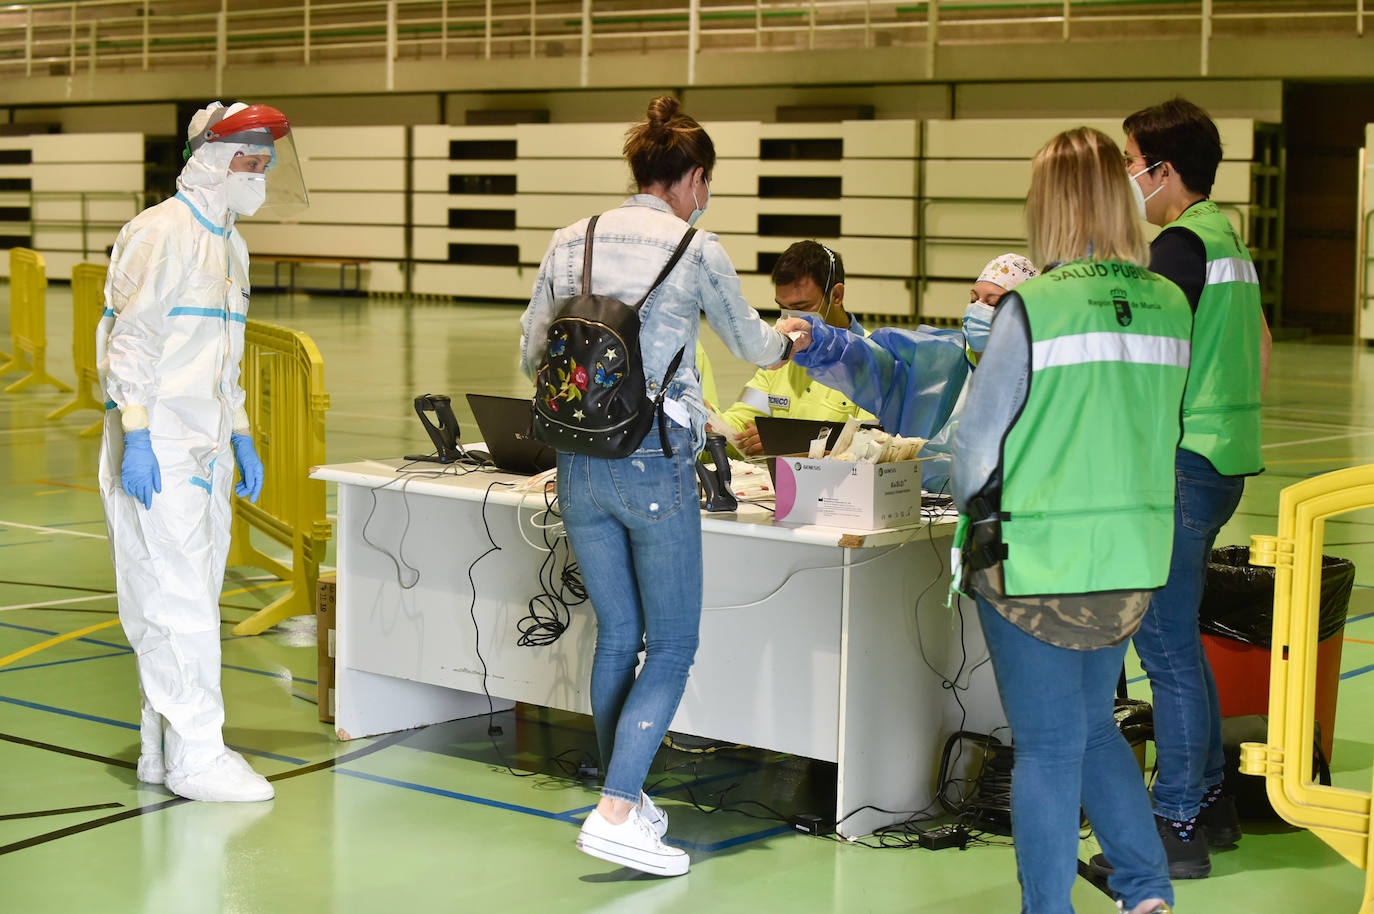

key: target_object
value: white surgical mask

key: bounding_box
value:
[224,171,267,216]
[962,301,996,353]
[779,293,833,326]
[688,181,710,227]
[1129,161,1163,220]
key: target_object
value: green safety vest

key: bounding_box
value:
[995,263,1193,596]
[1165,201,1265,475]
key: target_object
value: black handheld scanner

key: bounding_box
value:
[695,433,738,513]
[409,394,464,464]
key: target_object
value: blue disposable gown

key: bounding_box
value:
[791,314,969,493]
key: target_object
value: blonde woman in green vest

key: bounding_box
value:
[1089,98,1271,884]
[951,127,1189,914]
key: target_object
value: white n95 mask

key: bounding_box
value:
[962,301,995,353]
[1129,161,1163,220]
[224,172,267,216]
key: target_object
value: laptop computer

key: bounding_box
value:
[753,416,847,457]
[465,393,557,475]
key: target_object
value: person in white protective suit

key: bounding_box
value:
[97,101,308,803]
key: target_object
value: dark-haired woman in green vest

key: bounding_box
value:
[952,127,1188,914]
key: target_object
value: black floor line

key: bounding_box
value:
[0,729,412,856]
[0,796,189,856]
[0,803,124,822]
[0,580,115,595]
[0,731,136,769]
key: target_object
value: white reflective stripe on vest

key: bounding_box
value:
[1205,257,1259,286]
[1032,332,1191,371]
[739,386,772,414]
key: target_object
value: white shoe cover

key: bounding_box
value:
[137,753,167,785]
[166,751,274,803]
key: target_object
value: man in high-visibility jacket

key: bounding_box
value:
[1092,97,1272,882]
[713,241,872,455]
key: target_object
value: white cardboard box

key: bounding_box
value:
[772,457,923,529]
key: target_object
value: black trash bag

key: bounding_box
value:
[1199,545,1355,648]
[1220,714,1331,822]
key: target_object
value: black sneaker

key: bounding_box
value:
[1198,793,1242,847]
[1088,814,1211,880]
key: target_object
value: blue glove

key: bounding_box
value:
[230,433,264,503]
[121,430,161,510]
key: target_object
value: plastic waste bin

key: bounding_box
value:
[1199,545,1355,761]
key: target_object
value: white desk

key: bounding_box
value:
[312,459,1005,836]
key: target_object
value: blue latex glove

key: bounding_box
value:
[230,433,264,502]
[121,430,161,510]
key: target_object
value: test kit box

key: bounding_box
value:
[772,457,924,529]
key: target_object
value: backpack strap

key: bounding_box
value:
[581,213,600,295]
[654,345,687,457]
[633,227,697,310]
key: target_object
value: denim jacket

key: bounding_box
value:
[520,194,787,453]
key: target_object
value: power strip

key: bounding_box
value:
[918,824,971,850]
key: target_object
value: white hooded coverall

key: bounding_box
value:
[97,104,256,781]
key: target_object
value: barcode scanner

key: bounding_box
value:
[407,394,465,464]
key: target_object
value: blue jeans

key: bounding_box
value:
[1134,447,1246,821]
[976,598,1173,914]
[556,421,703,803]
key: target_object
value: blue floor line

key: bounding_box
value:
[555,764,764,818]
[1340,663,1374,681]
[0,693,139,731]
[333,768,582,822]
[681,824,794,854]
[0,620,60,637]
[0,646,315,687]
[226,744,309,765]
[0,540,48,549]
[0,651,130,674]
[220,663,317,685]
[0,693,309,764]
[333,767,795,854]
[0,619,132,654]
[1127,675,1148,685]
[1347,611,1374,625]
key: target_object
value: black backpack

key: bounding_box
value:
[532,214,697,459]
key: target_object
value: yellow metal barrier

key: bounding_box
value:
[46,262,107,437]
[2,248,73,394]
[1241,463,1374,913]
[226,319,332,636]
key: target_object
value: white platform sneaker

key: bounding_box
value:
[165,750,274,803]
[577,807,689,877]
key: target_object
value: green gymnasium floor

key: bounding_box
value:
[1,286,1371,913]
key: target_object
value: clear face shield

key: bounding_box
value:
[189,104,309,220]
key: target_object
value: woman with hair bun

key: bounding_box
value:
[520,96,789,877]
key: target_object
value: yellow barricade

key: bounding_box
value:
[46,262,108,437]
[2,248,73,394]
[226,319,332,636]
[1241,463,1374,913]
